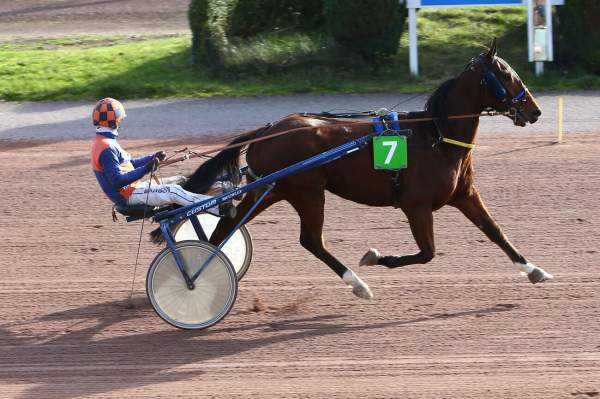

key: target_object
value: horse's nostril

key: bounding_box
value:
[533,109,542,118]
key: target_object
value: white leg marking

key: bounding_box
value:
[359,248,381,266]
[516,261,535,275]
[515,261,554,283]
[342,269,373,300]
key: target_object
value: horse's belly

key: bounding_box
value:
[326,184,394,207]
[324,150,459,209]
[323,157,395,206]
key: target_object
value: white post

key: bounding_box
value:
[409,7,418,76]
[545,0,554,61]
[535,61,544,76]
[527,0,534,62]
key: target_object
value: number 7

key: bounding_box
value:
[382,141,397,164]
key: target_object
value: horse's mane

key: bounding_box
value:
[424,77,457,119]
[424,77,458,135]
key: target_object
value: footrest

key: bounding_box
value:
[115,205,157,218]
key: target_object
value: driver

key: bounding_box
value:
[90,97,234,217]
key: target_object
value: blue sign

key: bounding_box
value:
[421,0,521,5]
[408,0,563,8]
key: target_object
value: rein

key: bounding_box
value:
[159,110,506,168]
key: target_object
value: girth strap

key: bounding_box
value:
[391,169,402,209]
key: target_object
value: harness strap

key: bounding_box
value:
[391,170,402,209]
[159,112,506,169]
[441,137,475,149]
[432,119,475,150]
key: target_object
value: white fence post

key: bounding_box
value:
[409,7,419,76]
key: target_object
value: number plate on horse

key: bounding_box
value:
[373,136,407,170]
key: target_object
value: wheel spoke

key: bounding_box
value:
[172,216,253,280]
[147,241,237,329]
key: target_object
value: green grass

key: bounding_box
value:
[0,7,598,101]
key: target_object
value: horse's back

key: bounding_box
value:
[248,124,358,173]
[247,123,397,205]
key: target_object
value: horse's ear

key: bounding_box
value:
[486,38,497,60]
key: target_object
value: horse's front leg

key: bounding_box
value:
[360,206,436,268]
[450,189,553,283]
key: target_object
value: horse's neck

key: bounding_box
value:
[443,76,484,147]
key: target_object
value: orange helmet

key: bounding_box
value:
[92,98,126,129]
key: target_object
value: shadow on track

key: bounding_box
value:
[0,299,519,399]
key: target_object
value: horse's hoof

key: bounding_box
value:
[352,284,374,300]
[527,267,554,284]
[342,270,374,300]
[516,262,553,284]
[359,248,381,266]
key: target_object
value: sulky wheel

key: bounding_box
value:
[173,214,253,280]
[146,240,237,330]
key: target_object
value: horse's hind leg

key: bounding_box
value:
[360,206,436,268]
[286,189,373,300]
[209,191,281,246]
[451,189,553,283]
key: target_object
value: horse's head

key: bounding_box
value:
[468,39,541,127]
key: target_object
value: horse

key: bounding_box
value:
[156,39,553,299]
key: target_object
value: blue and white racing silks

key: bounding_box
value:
[91,129,154,206]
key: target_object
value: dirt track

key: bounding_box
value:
[0,0,189,41]
[1,131,599,398]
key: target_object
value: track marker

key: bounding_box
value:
[557,96,564,144]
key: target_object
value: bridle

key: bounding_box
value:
[426,55,531,150]
[471,55,528,124]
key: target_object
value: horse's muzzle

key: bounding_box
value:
[511,108,541,126]
[528,109,541,124]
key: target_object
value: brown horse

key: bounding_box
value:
[168,40,553,299]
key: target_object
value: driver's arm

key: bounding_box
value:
[100,148,150,188]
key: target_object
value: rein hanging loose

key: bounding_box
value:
[159,110,507,168]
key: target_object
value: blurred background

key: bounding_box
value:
[0,0,598,102]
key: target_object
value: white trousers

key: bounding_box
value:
[127,175,220,215]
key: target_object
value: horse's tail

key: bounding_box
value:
[182,127,264,194]
[149,126,268,245]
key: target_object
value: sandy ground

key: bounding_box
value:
[0,130,599,398]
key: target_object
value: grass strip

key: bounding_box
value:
[0,7,598,101]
